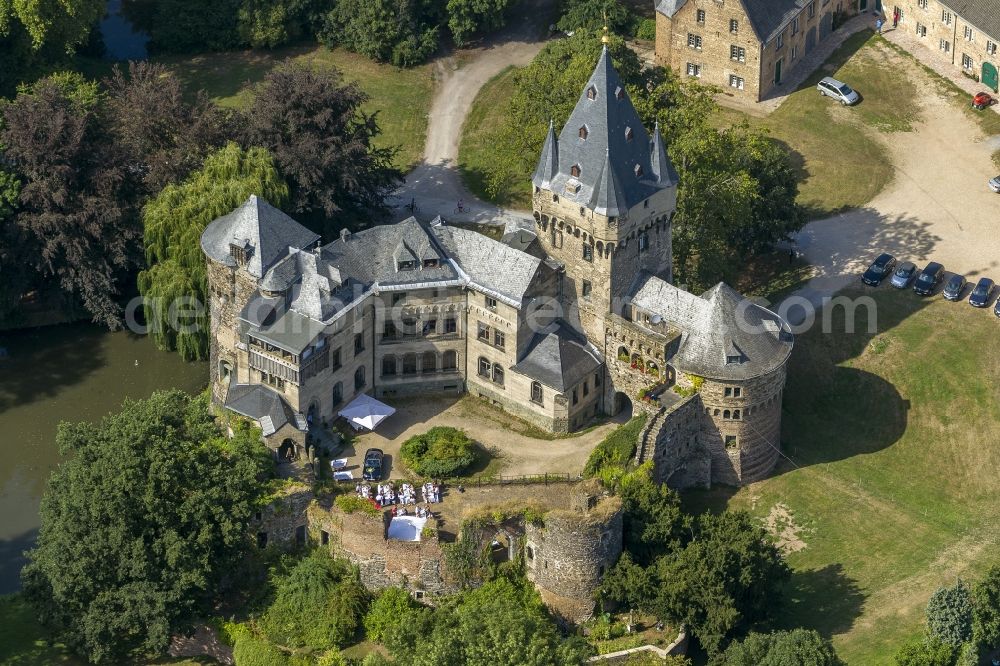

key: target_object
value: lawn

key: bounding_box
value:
[82,44,434,170]
[684,285,1000,664]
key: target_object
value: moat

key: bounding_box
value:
[0,324,206,593]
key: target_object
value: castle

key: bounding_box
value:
[200,47,794,489]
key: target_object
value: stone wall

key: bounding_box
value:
[252,483,313,549]
[645,395,712,490]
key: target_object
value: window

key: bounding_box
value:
[354,333,364,355]
[791,17,798,35]
[402,353,417,375]
[423,258,438,268]
[477,321,490,342]
[570,164,581,177]
[219,360,233,382]
[485,296,497,310]
[443,350,458,370]
[615,86,625,100]
[578,126,588,140]
[724,387,733,397]
[940,39,951,53]
[478,357,490,378]
[729,18,738,33]
[917,0,926,7]
[916,23,926,37]
[624,127,634,141]
[531,381,543,404]
[494,329,505,350]
[594,372,601,386]
[687,33,702,49]
[964,26,974,41]
[444,317,457,334]
[583,243,593,262]
[696,8,705,23]
[730,45,746,62]
[354,366,365,390]
[331,347,342,370]
[942,10,952,25]
[572,388,579,405]
[382,356,396,376]
[733,409,741,420]
[583,380,589,397]
[988,41,997,55]
[332,382,343,406]
[724,435,738,449]
[726,354,743,365]
[733,387,742,398]
[963,53,974,69]
[422,319,436,336]
[808,1,815,17]
[791,45,798,60]
[776,32,784,49]
[492,365,504,386]
[422,351,436,373]
[383,321,398,339]
[582,280,592,297]
[586,86,597,100]
[257,532,268,549]
[638,233,649,251]
[321,530,330,546]
[729,75,745,90]
[686,62,702,77]
[634,164,644,178]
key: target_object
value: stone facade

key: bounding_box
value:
[656,0,858,103]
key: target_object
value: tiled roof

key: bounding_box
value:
[200,195,319,278]
[512,322,603,392]
[629,275,793,380]
[532,48,677,217]
[655,0,823,44]
[945,0,1000,41]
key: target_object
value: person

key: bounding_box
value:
[893,8,899,27]
[457,198,464,212]
[875,16,883,34]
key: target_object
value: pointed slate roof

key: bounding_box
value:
[512,322,603,392]
[629,275,793,380]
[650,122,679,186]
[201,195,320,278]
[531,48,677,217]
[224,380,307,436]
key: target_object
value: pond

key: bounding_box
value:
[99,0,150,61]
[0,324,206,593]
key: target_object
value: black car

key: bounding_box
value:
[913,262,945,296]
[995,295,1000,318]
[362,448,384,481]
[969,277,995,308]
[942,274,967,301]
[862,253,897,286]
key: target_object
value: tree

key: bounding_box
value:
[0,0,104,52]
[237,0,313,48]
[617,466,688,566]
[893,634,956,666]
[972,566,1000,649]
[447,0,508,46]
[926,580,973,647]
[364,586,420,643]
[146,0,243,52]
[242,61,402,236]
[138,142,288,360]
[599,551,652,612]
[2,73,142,326]
[0,166,30,323]
[556,0,630,34]
[319,0,443,67]
[719,629,842,666]
[647,511,790,656]
[261,550,368,651]
[400,426,477,477]
[21,390,270,664]
[104,62,232,194]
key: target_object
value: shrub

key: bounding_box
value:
[927,580,974,646]
[583,414,647,478]
[635,18,656,40]
[894,634,956,666]
[720,629,841,665]
[335,494,382,516]
[364,587,420,643]
[231,624,291,666]
[400,426,477,477]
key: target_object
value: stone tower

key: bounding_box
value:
[531,47,679,346]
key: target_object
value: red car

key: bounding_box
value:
[973,92,995,110]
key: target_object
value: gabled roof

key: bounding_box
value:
[224,380,307,436]
[629,275,793,380]
[432,225,543,307]
[655,0,821,44]
[531,48,676,217]
[944,0,1000,41]
[512,322,603,392]
[200,195,320,278]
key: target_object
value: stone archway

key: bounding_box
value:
[490,532,513,564]
[613,392,633,418]
[278,438,297,462]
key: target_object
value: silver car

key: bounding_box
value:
[817,77,860,106]
[989,175,1000,193]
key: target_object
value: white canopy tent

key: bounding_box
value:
[338,393,396,431]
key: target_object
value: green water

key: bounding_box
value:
[0,324,207,593]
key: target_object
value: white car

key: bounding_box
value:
[817,77,860,106]
[989,175,1000,193]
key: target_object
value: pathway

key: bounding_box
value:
[389,2,552,227]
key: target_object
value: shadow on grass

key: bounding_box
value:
[776,563,866,639]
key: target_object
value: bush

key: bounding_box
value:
[364,587,420,642]
[635,18,656,40]
[927,580,974,646]
[231,623,291,666]
[583,414,647,478]
[894,634,956,666]
[400,426,477,477]
[720,629,842,665]
[335,494,382,516]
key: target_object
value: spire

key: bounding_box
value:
[532,119,559,189]
[590,147,627,217]
[650,121,679,186]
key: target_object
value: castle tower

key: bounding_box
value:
[531,47,679,347]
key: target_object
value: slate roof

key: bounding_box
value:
[655,0,824,44]
[532,48,678,217]
[629,275,793,380]
[201,196,320,278]
[500,227,539,253]
[944,0,1000,41]
[432,225,543,307]
[224,380,307,436]
[513,322,604,392]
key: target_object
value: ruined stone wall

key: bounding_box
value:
[646,395,711,490]
[251,484,313,549]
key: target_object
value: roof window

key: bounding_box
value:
[625,127,634,141]
[586,86,597,100]
[570,164,581,177]
[578,126,589,140]
[634,164,644,178]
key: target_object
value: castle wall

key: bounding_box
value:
[646,395,712,490]
[251,484,313,549]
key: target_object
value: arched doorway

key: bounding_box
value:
[490,532,512,564]
[278,439,297,462]
[613,392,633,419]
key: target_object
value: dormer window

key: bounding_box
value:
[726,354,743,365]
[625,127,634,142]
[586,86,597,100]
[570,164,581,178]
[397,260,417,271]
[634,164,644,178]
[229,241,252,266]
[615,86,625,100]
[423,258,438,268]
[578,126,589,140]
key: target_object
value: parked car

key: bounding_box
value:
[913,262,945,296]
[942,274,967,301]
[817,77,860,105]
[890,261,917,288]
[989,175,1000,193]
[969,277,995,308]
[362,448,384,481]
[995,295,1000,318]
[862,253,897,286]
[973,92,996,110]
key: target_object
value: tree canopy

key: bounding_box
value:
[400,426,477,477]
[926,580,973,647]
[21,390,271,664]
[0,0,104,52]
[138,142,288,360]
[719,629,842,666]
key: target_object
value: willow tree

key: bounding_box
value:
[138,142,288,360]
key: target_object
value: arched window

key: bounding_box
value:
[531,381,543,404]
[354,366,365,390]
[733,409,741,420]
[332,382,343,407]
[478,357,490,378]
[723,409,731,419]
[422,351,437,373]
[402,353,417,375]
[219,360,233,382]
[578,126,588,140]
[570,164,581,178]
[617,346,629,360]
[381,355,396,376]
[492,365,504,386]
[443,350,458,371]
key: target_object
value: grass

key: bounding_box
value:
[683,285,1000,664]
[81,44,434,170]
[736,250,818,305]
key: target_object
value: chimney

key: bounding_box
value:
[340,228,351,243]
